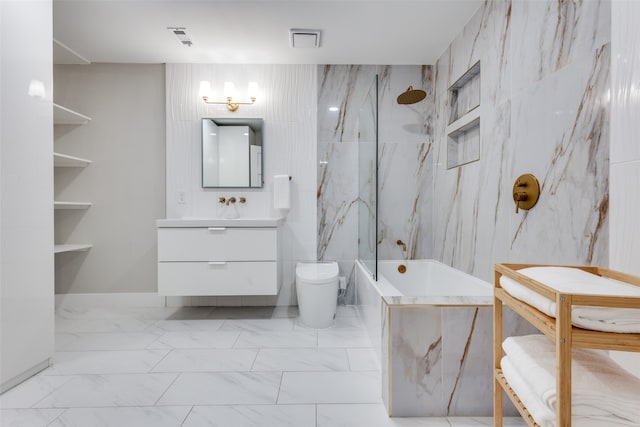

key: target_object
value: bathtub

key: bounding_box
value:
[355,259,495,417]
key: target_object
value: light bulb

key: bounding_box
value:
[199,81,211,98]
[248,82,259,100]
[223,82,235,99]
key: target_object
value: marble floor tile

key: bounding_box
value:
[317,404,451,427]
[234,331,317,348]
[208,306,297,319]
[32,374,177,408]
[294,316,365,331]
[181,405,316,427]
[47,406,191,427]
[347,348,380,371]
[317,329,373,348]
[0,408,64,427]
[219,318,296,333]
[147,330,241,349]
[447,418,526,426]
[43,350,169,375]
[151,349,258,373]
[252,348,350,371]
[0,376,74,409]
[278,371,381,404]
[145,319,225,334]
[55,332,161,351]
[156,372,282,406]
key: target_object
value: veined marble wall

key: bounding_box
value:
[317,65,432,303]
[166,64,317,306]
[432,0,610,281]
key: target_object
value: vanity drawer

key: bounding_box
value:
[158,261,277,296]
[158,227,277,261]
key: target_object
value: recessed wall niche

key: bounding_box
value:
[446,61,480,169]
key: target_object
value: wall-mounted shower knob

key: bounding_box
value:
[512,174,540,214]
[218,197,226,204]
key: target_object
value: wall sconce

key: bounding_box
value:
[199,81,258,112]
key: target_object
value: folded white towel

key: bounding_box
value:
[501,356,636,426]
[499,266,640,333]
[502,335,640,424]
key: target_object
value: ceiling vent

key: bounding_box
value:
[167,27,192,47]
[289,29,321,48]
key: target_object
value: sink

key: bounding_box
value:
[156,217,284,228]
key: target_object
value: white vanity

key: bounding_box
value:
[156,218,282,296]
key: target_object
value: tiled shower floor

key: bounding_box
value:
[0,305,525,426]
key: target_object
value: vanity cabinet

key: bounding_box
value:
[156,221,281,296]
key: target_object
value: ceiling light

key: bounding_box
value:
[167,27,192,47]
[329,107,339,112]
[289,29,321,48]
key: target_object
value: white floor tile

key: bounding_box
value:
[234,331,317,348]
[55,332,160,351]
[317,404,451,427]
[208,306,297,319]
[181,405,316,427]
[43,350,169,375]
[252,348,349,371]
[220,318,296,333]
[0,376,74,409]
[278,371,382,404]
[347,348,380,371]
[32,374,177,408]
[47,406,191,427]
[0,408,64,427]
[156,372,281,406]
[317,329,373,348]
[294,316,365,332]
[446,417,526,426]
[151,349,258,373]
[147,330,240,349]
[146,319,225,334]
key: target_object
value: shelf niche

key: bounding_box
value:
[446,61,481,169]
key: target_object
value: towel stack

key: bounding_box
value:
[501,335,640,426]
[499,267,640,333]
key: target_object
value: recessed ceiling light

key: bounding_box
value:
[167,27,193,47]
[329,107,339,112]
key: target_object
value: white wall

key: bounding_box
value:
[0,0,54,391]
[609,0,640,377]
[53,64,166,294]
[165,64,317,306]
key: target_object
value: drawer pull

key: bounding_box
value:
[207,227,226,232]
[207,261,227,266]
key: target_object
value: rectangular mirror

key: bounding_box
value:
[202,118,263,188]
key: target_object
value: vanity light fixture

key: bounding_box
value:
[199,81,258,112]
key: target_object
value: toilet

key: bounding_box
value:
[295,261,339,328]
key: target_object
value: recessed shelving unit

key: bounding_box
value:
[54,201,92,210]
[54,244,93,254]
[446,61,481,169]
[53,40,93,257]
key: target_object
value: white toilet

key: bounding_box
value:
[296,261,339,328]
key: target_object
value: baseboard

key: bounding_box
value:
[55,292,168,309]
[0,359,50,394]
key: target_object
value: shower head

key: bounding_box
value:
[397,86,426,105]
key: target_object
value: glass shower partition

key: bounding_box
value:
[357,76,378,279]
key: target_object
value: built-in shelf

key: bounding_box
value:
[53,39,90,65]
[53,103,92,125]
[54,152,92,167]
[54,201,92,210]
[447,61,481,169]
[54,244,93,254]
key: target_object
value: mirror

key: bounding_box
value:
[202,118,263,188]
